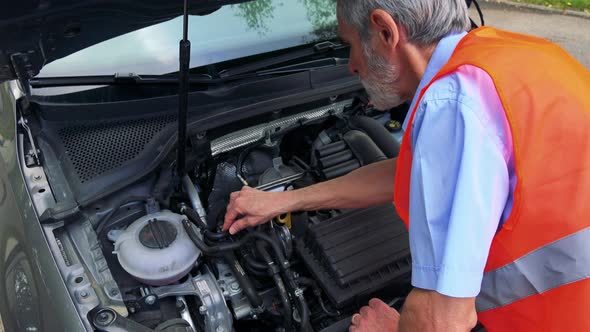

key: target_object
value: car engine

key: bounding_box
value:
[41,98,412,332]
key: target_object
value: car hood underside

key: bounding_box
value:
[0,0,253,83]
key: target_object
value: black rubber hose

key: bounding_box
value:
[95,196,151,235]
[256,246,310,332]
[322,159,361,179]
[319,150,354,169]
[224,252,264,308]
[316,141,347,158]
[350,116,400,158]
[318,294,338,318]
[296,277,338,318]
[256,241,293,332]
[182,219,287,263]
[204,230,230,241]
[243,263,271,278]
[242,253,271,277]
[182,211,306,332]
[342,130,388,166]
[295,293,311,332]
[244,253,269,271]
[180,206,209,231]
[236,142,262,180]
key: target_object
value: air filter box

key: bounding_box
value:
[294,204,411,307]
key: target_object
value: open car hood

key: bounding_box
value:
[0,0,253,84]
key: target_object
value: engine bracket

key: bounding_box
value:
[149,266,232,332]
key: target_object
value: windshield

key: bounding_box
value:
[38,0,337,77]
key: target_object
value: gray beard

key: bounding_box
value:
[361,46,404,110]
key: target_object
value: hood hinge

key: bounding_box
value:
[10,51,42,97]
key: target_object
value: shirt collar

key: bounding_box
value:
[402,32,467,130]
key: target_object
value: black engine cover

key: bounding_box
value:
[295,204,411,307]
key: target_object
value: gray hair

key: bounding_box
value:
[338,0,471,46]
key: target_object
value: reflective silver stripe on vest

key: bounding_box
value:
[476,227,590,312]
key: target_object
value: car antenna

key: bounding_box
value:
[177,0,191,177]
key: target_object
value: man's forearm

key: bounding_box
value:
[286,158,396,212]
[398,289,478,332]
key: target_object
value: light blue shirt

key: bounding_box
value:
[404,32,517,297]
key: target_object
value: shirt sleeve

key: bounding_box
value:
[407,69,512,298]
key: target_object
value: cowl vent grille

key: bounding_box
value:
[58,115,176,183]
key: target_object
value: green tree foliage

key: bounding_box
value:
[233,0,277,35]
[233,0,338,41]
[300,0,338,42]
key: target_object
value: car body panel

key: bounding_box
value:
[0,81,86,331]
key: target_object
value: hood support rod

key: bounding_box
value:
[177,0,191,176]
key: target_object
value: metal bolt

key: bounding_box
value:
[196,131,207,140]
[110,289,119,296]
[199,305,207,314]
[230,283,240,291]
[33,174,42,181]
[128,307,136,314]
[95,310,114,326]
[80,291,89,298]
[144,295,157,305]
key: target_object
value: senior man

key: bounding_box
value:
[224,0,590,331]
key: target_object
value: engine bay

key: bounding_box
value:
[25,95,412,332]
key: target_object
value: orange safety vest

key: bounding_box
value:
[394,27,590,331]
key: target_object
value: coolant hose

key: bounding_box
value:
[256,241,293,332]
[255,241,310,332]
[181,212,287,264]
[296,293,311,332]
[350,116,400,158]
[244,253,269,271]
[224,252,264,308]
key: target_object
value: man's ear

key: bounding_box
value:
[368,9,400,52]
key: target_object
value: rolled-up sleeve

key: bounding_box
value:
[407,83,511,297]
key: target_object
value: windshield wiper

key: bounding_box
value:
[29,42,349,89]
[218,41,347,79]
[30,58,349,89]
[255,57,349,76]
[29,73,214,88]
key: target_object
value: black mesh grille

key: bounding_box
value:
[58,115,176,183]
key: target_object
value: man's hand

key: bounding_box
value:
[223,186,294,234]
[350,298,400,332]
[223,159,397,234]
